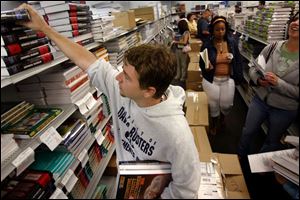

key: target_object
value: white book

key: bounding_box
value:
[38,65,83,83]
[40,1,65,8]
[1,46,8,57]
[1,67,9,76]
[47,10,91,21]
[1,36,4,47]
[48,16,90,27]
[44,3,89,14]
[52,23,91,32]
[248,148,296,173]
[46,82,90,104]
[41,73,88,89]
[200,48,209,69]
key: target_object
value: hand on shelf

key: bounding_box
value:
[16,3,50,33]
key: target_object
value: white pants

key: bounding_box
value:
[202,77,235,117]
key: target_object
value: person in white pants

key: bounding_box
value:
[199,16,243,135]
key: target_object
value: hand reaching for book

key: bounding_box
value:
[16,3,50,33]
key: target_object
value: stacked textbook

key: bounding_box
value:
[272,136,299,186]
[1,9,55,78]
[116,161,171,199]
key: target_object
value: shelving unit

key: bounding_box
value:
[1,2,174,199]
[1,103,77,182]
[1,42,101,88]
[82,143,116,199]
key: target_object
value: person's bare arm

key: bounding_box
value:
[17,3,97,71]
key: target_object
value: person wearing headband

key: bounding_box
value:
[199,16,243,135]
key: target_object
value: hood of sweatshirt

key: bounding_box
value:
[133,85,186,117]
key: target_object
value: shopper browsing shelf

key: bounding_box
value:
[172,19,191,84]
[238,13,299,156]
[17,3,201,199]
[199,16,243,135]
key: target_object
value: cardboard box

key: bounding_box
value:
[186,81,203,91]
[190,126,250,199]
[190,126,212,162]
[112,10,136,30]
[185,91,208,127]
[189,38,202,52]
[187,62,202,82]
[132,7,155,21]
[188,52,200,63]
[214,153,250,199]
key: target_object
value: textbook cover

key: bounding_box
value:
[117,161,172,199]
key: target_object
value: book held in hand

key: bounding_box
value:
[1,9,31,23]
[117,161,172,199]
[200,48,209,69]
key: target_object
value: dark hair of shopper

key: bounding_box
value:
[177,19,189,35]
[124,44,177,99]
[209,15,229,40]
[187,13,194,21]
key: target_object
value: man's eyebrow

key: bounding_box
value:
[123,69,131,80]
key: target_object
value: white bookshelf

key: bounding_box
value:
[83,143,116,199]
[1,103,77,182]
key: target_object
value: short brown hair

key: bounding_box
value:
[124,44,177,99]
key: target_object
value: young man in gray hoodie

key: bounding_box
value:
[18,3,201,199]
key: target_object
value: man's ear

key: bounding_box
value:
[143,86,157,98]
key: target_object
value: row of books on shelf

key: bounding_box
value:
[1,1,170,80]
[1,114,114,199]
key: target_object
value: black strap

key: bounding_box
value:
[265,42,278,63]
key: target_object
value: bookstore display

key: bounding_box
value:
[1,1,174,199]
[1,1,298,199]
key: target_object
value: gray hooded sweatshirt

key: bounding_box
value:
[87,59,201,199]
[249,41,299,110]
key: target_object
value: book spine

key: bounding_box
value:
[3,45,51,67]
[70,75,89,92]
[69,10,90,17]
[1,9,31,23]
[6,53,54,75]
[76,38,94,46]
[69,4,89,12]
[20,37,49,52]
[69,16,91,24]
[65,71,85,86]
[2,31,46,45]
[1,25,29,34]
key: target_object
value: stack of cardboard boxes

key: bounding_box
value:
[185,90,250,199]
[187,38,203,91]
[112,10,136,30]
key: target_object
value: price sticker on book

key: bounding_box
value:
[61,169,74,186]
[39,126,63,151]
[75,101,89,115]
[65,172,78,193]
[12,147,35,176]
[86,93,97,110]
[50,188,68,199]
[96,133,105,146]
[78,148,89,167]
